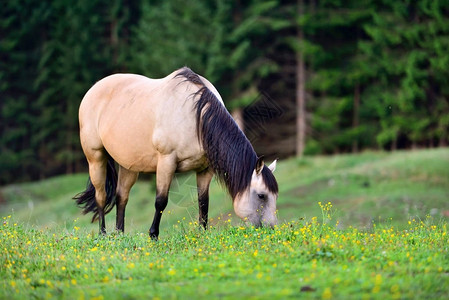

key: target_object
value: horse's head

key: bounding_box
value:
[233,158,278,227]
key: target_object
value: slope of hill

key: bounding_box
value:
[1,148,448,233]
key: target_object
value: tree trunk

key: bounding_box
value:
[296,0,306,157]
[352,83,360,153]
[440,136,447,147]
[231,107,245,132]
[230,1,244,133]
[439,125,448,147]
[391,135,397,151]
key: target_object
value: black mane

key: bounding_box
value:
[175,67,278,199]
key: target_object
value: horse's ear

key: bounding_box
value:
[255,156,264,175]
[268,159,277,173]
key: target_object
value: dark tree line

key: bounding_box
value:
[1,0,448,184]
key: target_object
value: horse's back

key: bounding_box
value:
[79,71,207,172]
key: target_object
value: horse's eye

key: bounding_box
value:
[257,194,266,200]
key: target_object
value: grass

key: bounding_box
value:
[1,210,448,299]
[1,148,449,299]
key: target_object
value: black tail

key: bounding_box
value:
[73,156,118,223]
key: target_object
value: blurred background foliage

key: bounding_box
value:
[1,0,448,184]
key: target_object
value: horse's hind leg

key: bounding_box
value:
[149,154,177,240]
[87,150,108,235]
[116,166,138,232]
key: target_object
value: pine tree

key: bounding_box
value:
[0,0,51,182]
[297,0,372,153]
[360,0,449,149]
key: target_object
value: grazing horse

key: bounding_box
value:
[74,67,278,239]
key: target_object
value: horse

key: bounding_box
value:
[74,67,278,239]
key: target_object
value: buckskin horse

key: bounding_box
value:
[74,67,278,239]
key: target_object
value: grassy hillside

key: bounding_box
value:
[1,148,448,233]
[1,149,449,299]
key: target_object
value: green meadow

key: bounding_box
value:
[1,148,449,299]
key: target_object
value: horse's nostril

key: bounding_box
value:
[251,220,262,228]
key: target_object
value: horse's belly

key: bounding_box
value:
[103,128,207,173]
[110,146,207,173]
[105,139,158,172]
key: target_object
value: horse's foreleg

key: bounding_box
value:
[149,154,176,240]
[149,194,168,240]
[116,167,138,233]
[196,169,213,229]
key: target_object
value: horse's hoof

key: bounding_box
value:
[149,230,159,241]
